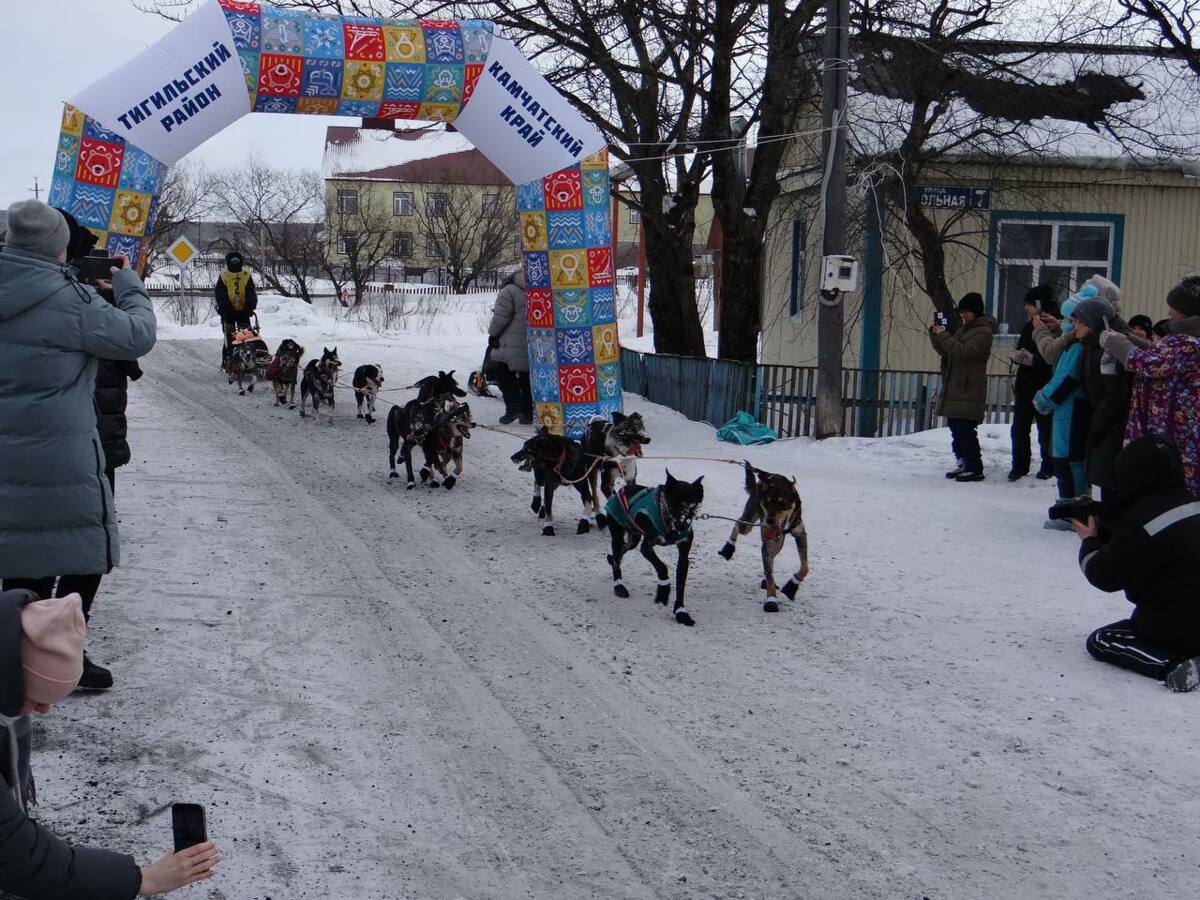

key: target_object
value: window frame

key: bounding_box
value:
[986,211,1124,337]
[426,232,447,258]
[338,231,358,256]
[426,192,448,218]
[393,191,414,217]
[788,215,806,318]
[482,192,501,219]
[337,189,359,215]
[392,230,413,259]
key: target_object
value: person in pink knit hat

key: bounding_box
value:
[0,589,220,897]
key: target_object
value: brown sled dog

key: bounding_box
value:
[718,461,809,613]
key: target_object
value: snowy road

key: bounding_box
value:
[35,334,1200,899]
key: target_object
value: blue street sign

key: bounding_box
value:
[920,185,991,210]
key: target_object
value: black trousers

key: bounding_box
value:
[947,418,982,473]
[493,363,532,419]
[1087,619,1188,681]
[3,575,102,621]
[1010,394,1052,474]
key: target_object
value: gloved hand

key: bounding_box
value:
[1098,328,1118,352]
[1033,390,1053,415]
[487,335,500,350]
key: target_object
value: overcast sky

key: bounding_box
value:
[0,0,330,209]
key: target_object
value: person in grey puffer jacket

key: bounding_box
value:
[0,589,220,897]
[487,270,533,424]
[0,200,156,589]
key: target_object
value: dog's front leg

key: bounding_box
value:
[531,469,545,517]
[607,526,630,597]
[780,524,809,600]
[639,538,671,607]
[576,484,592,535]
[760,528,786,612]
[719,499,759,560]
[673,537,695,626]
[541,480,557,536]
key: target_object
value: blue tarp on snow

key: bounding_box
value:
[716,412,778,445]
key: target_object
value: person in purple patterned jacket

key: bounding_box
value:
[1100,276,1200,500]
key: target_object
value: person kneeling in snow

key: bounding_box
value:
[1074,435,1200,692]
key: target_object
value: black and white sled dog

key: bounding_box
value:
[413,370,467,407]
[718,461,809,613]
[299,347,341,418]
[352,364,385,424]
[268,339,304,409]
[584,412,651,525]
[511,427,597,536]
[227,340,258,396]
[387,398,473,489]
[604,472,704,626]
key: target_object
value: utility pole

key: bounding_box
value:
[28,177,40,200]
[815,0,849,439]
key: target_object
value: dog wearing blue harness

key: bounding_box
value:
[604,472,704,626]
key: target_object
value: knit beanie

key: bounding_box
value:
[956,292,985,317]
[1070,297,1114,333]
[20,595,85,705]
[5,200,70,259]
[1166,276,1200,318]
[1023,284,1054,311]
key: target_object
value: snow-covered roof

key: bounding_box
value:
[846,45,1200,171]
[322,124,509,185]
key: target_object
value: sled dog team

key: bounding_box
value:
[235,346,811,627]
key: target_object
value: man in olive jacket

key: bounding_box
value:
[930,292,997,482]
[0,200,156,587]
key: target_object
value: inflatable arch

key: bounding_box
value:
[49,0,621,436]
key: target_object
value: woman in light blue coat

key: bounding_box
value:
[0,200,156,585]
[1034,286,1097,518]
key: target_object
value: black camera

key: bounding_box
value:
[1047,497,1102,523]
[77,250,124,282]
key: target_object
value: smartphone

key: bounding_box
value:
[171,803,208,852]
[78,254,124,281]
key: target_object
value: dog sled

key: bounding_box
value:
[222,314,272,379]
[467,345,498,399]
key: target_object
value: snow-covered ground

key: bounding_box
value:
[33,294,1199,899]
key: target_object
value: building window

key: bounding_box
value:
[427,233,446,258]
[788,216,806,317]
[482,193,501,219]
[338,231,358,255]
[628,207,640,224]
[393,231,413,258]
[991,215,1120,336]
[393,191,413,216]
[426,193,448,218]
[337,189,358,214]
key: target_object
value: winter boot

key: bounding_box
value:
[76,653,113,691]
[1166,657,1200,693]
[1007,467,1028,482]
[955,470,986,483]
[1036,464,1055,480]
[945,459,966,479]
[498,412,519,425]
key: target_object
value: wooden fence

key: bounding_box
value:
[620,348,1015,438]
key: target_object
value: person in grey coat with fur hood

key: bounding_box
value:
[488,269,533,424]
[0,200,156,589]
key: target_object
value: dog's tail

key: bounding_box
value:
[742,459,756,494]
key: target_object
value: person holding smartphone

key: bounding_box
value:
[1008,285,1058,481]
[0,589,220,895]
[1075,435,1200,691]
[930,292,996,482]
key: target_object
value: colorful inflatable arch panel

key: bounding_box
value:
[49,0,620,435]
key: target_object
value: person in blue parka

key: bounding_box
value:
[1034,286,1097,526]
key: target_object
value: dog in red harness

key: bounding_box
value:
[584,412,651,527]
[719,462,809,612]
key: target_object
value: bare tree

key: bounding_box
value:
[1113,0,1200,75]
[324,179,395,306]
[410,184,517,293]
[142,162,214,276]
[209,159,325,304]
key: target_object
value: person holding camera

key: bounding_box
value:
[0,200,155,611]
[1008,285,1058,481]
[930,292,996,482]
[1098,275,1200,502]
[488,269,533,425]
[214,251,257,370]
[0,589,220,896]
[1074,435,1200,692]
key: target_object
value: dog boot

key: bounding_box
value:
[763,598,780,613]
[1166,657,1200,693]
[674,607,695,626]
[718,541,736,560]
[443,473,458,490]
[780,577,802,600]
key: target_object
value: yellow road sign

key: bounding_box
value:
[167,236,198,268]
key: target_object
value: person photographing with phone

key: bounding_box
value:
[930,292,997,482]
[1073,435,1200,691]
[0,589,220,896]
